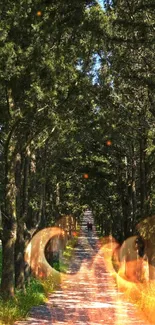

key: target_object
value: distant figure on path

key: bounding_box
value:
[87,221,93,232]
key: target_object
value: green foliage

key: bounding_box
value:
[2,0,155,301]
[0,233,79,324]
[0,278,45,325]
[0,0,105,299]
[0,219,80,322]
[89,0,155,243]
[53,235,79,273]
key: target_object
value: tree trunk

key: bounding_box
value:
[55,182,60,216]
[15,221,25,290]
[131,146,137,232]
[139,135,147,218]
[38,146,47,228]
[1,143,17,298]
[14,151,26,290]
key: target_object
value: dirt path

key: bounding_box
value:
[15,210,151,325]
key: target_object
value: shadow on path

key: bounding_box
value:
[14,210,151,325]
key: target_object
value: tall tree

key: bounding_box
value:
[0,0,105,297]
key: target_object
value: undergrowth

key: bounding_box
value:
[0,233,79,325]
[52,234,79,273]
[0,278,45,325]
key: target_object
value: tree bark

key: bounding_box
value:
[14,151,26,290]
[38,146,47,228]
[131,145,137,232]
[15,221,25,290]
[139,134,147,218]
[1,141,17,298]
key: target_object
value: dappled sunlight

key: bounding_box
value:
[58,233,153,324]
[51,235,142,324]
[24,214,155,324]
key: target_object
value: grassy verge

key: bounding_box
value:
[62,235,79,261]
[0,232,79,325]
[0,278,45,325]
[48,233,79,274]
[40,234,79,297]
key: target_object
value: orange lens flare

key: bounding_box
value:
[25,216,155,324]
[83,173,89,179]
[37,11,42,16]
[106,140,112,146]
[25,227,65,279]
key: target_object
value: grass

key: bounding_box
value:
[0,278,45,325]
[39,234,79,299]
[0,232,79,325]
[52,234,79,273]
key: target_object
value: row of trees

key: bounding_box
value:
[0,0,105,298]
[1,0,155,299]
[92,0,155,275]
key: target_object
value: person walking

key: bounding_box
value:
[87,221,93,232]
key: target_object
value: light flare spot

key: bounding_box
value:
[37,11,42,16]
[83,173,89,179]
[106,140,112,146]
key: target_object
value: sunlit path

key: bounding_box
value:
[15,210,151,325]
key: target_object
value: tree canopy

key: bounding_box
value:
[1,0,155,299]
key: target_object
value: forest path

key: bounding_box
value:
[15,210,150,325]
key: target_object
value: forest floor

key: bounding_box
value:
[14,211,151,325]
